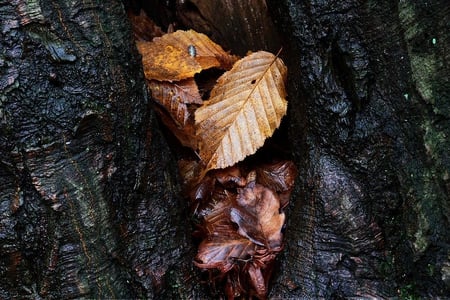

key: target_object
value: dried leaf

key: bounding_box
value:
[230,181,285,248]
[213,166,246,189]
[195,51,288,172]
[178,159,202,190]
[192,164,288,299]
[195,230,256,273]
[194,199,257,272]
[248,263,266,298]
[152,103,198,149]
[148,78,202,126]
[255,160,297,193]
[137,30,237,82]
[127,10,164,41]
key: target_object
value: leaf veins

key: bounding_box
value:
[195,51,288,172]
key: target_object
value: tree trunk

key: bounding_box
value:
[1,0,448,299]
[266,0,449,298]
[0,1,200,298]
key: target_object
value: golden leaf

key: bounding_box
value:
[136,30,237,82]
[195,51,288,171]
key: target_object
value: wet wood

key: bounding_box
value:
[1,0,448,299]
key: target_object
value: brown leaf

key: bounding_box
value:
[195,230,256,273]
[148,78,202,126]
[194,199,257,273]
[137,30,237,82]
[230,181,285,248]
[178,159,202,191]
[152,102,198,149]
[255,160,297,209]
[127,10,164,41]
[255,160,297,193]
[195,51,288,172]
[248,263,266,299]
[213,166,246,189]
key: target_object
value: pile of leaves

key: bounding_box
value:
[130,11,296,299]
[189,162,296,298]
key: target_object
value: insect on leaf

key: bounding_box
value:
[137,30,237,82]
[195,51,288,172]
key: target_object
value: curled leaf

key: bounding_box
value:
[194,199,257,273]
[213,166,247,189]
[255,160,297,193]
[152,103,198,149]
[192,164,291,299]
[230,181,285,248]
[248,263,267,299]
[195,51,288,172]
[148,78,202,126]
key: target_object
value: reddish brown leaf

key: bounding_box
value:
[230,181,285,248]
[152,103,197,149]
[194,199,258,273]
[195,231,257,273]
[178,159,202,190]
[148,78,202,126]
[248,263,266,299]
[192,165,289,299]
[127,10,164,41]
[213,166,247,189]
[255,160,297,193]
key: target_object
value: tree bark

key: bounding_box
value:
[266,0,449,298]
[0,1,200,299]
[1,0,448,299]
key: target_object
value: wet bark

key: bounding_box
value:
[1,0,448,299]
[0,1,200,299]
[266,0,449,298]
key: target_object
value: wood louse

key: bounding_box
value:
[187,45,197,57]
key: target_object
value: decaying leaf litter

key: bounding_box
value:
[132,12,296,299]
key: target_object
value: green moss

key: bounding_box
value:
[422,120,448,169]
[399,283,419,300]
[409,55,436,104]
[398,3,420,41]
[398,1,449,264]
[413,210,429,253]
[378,252,395,277]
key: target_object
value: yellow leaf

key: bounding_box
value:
[195,51,288,171]
[136,30,237,82]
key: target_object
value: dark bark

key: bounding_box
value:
[265,0,449,298]
[0,1,201,299]
[1,0,448,299]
